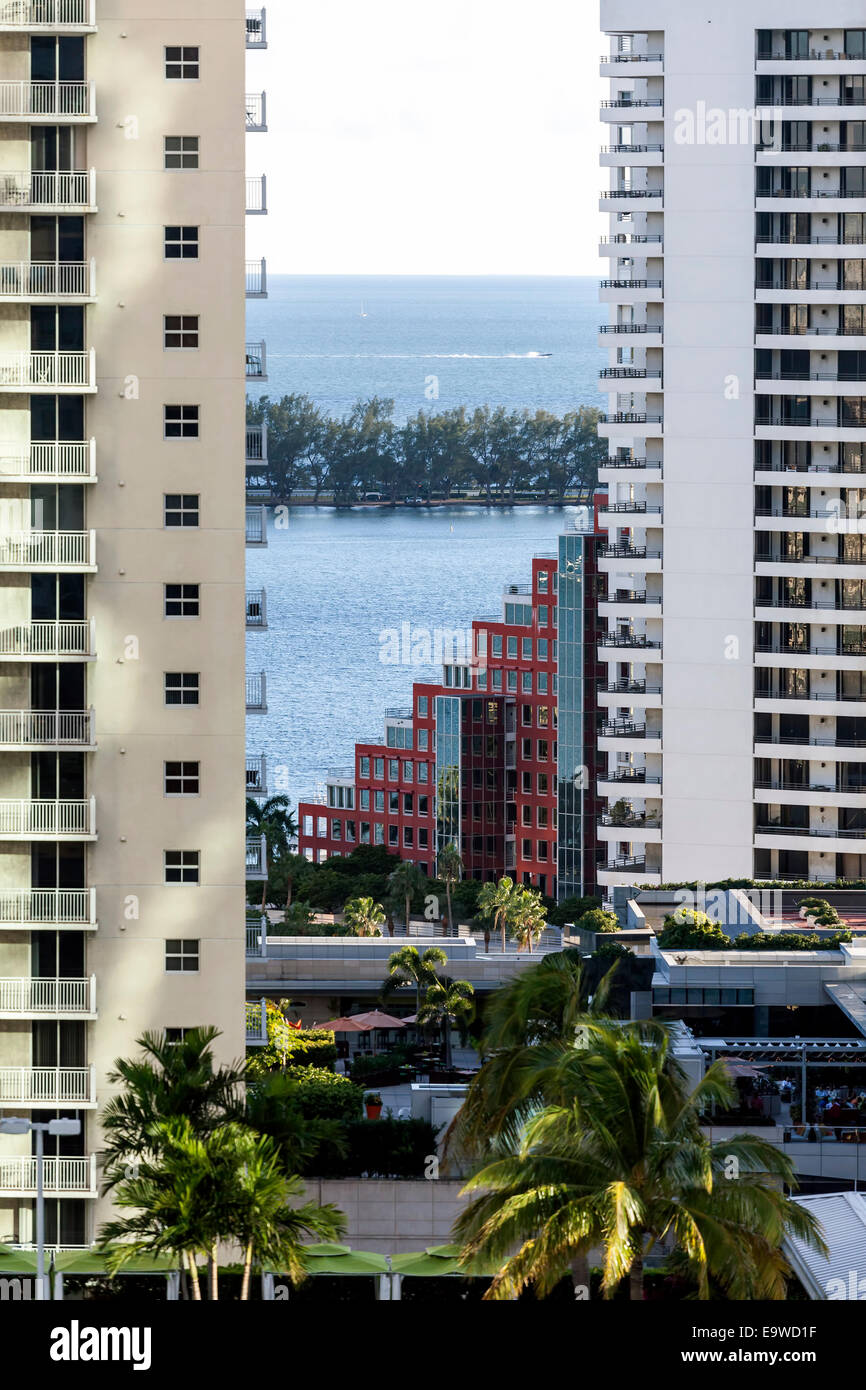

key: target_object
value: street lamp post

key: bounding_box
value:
[0,1115,81,1300]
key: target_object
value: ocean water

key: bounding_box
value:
[244,275,603,807]
[245,274,605,422]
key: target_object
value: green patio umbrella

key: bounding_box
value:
[0,1246,40,1274]
[268,1242,388,1277]
[391,1244,496,1278]
[54,1249,177,1276]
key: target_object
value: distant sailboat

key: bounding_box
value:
[360,302,368,318]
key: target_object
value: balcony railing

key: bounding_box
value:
[0,887,95,927]
[245,505,267,544]
[246,588,267,629]
[0,80,95,118]
[0,348,95,389]
[0,618,94,658]
[600,52,663,63]
[600,98,663,109]
[246,754,267,796]
[0,1065,94,1104]
[246,999,268,1044]
[245,91,267,131]
[246,257,267,297]
[246,423,267,462]
[246,174,267,214]
[0,975,95,1015]
[246,921,267,955]
[599,324,662,335]
[245,341,267,380]
[599,633,661,649]
[0,797,96,837]
[756,823,866,839]
[0,0,96,28]
[0,259,95,298]
[246,836,268,880]
[245,7,267,47]
[0,438,96,481]
[600,413,664,427]
[0,530,96,568]
[600,188,664,199]
[0,708,94,747]
[601,722,662,739]
[246,672,267,712]
[602,769,662,784]
[0,169,96,210]
[600,279,664,290]
[0,1154,96,1195]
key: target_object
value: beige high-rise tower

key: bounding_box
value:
[0,0,250,1250]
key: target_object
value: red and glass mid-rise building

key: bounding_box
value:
[297,512,607,899]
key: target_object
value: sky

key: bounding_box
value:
[247,0,606,276]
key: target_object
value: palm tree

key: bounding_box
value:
[478,876,517,954]
[246,794,298,910]
[342,895,386,937]
[387,859,425,932]
[507,885,547,954]
[100,1028,246,1184]
[228,1130,344,1299]
[455,1022,828,1301]
[381,944,447,1013]
[417,979,474,1071]
[436,842,463,937]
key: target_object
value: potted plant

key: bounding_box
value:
[364,1091,383,1120]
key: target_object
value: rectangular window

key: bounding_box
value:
[165,761,200,795]
[302,815,313,837]
[403,793,413,814]
[164,494,199,528]
[417,695,428,717]
[165,46,200,79]
[164,225,199,259]
[164,850,200,884]
[521,671,532,693]
[359,756,370,778]
[374,823,384,845]
[374,790,384,812]
[360,822,370,843]
[164,404,199,438]
[507,671,517,692]
[492,669,502,691]
[164,672,199,705]
[403,826,414,847]
[374,758,384,779]
[360,788,370,809]
[164,583,199,617]
[522,637,532,659]
[164,136,199,169]
[388,759,399,780]
[491,634,503,658]
[417,763,428,783]
[389,791,399,814]
[418,828,428,849]
[418,728,428,751]
[165,938,200,972]
[418,795,428,816]
[507,636,518,659]
[537,671,548,694]
[402,761,413,782]
[538,639,548,661]
[388,825,399,846]
[331,819,342,840]
[164,315,199,349]
[538,604,548,625]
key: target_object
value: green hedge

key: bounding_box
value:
[284,1065,364,1122]
[312,1118,439,1178]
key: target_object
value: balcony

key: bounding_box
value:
[0,797,96,840]
[0,438,96,482]
[246,672,267,713]
[0,975,95,1018]
[0,259,95,301]
[0,1154,96,1198]
[600,720,660,739]
[0,348,95,392]
[246,835,268,881]
[599,324,663,347]
[0,708,94,750]
[0,530,96,571]
[600,97,663,117]
[0,169,96,212]
[246,257,267,298]
[0,0,96,30]
[599,188,664,211]
[245,91,267,131]
[0,1065,95,1107]
[246,423,267,464]
[0,619,95,661]
[0,80,95,120]
[246,921,267,955]
[246,753,267,797]
[0,887,96,930]
[246,999,268,1045]
[246,588,267,630]
[245,7,267,47]
[245,504,267,545]
[245,341,267,381]
[246,175,267,215]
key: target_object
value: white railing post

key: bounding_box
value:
[88,615,96,655]
[88,167,95,208]
[88,886,96,924]
[89,972,95,1014]
[88,1063,95,1103]
[261,172,267,212]
[89,1152,96,1193]
[88,794,95,836]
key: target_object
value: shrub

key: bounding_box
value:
[546,895,602,927]
[578,907,620,934]
[283,1065,364,1123]
[657,910,730,950]
[312,1118,440,1178]
[732,931,851,951]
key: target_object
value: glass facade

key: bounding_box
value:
[434,695,461,867]
[557,532,586,899]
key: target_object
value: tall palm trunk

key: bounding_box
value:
[210,1243,219,1301]
[187,1252,201,1301]
[500,910,507,953]
[240,1242,254,1301]
[445,882,453,937]
[404,892,411,934]
[443,1014,453,1069]
[629,1256,643,1301]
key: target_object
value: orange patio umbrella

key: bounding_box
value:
[311,1016,368,1033]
